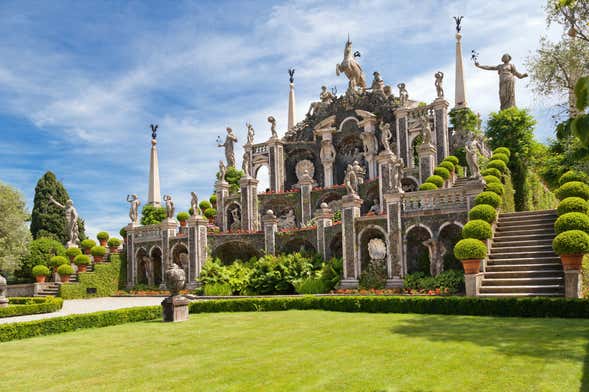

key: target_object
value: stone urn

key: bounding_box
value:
[560,254,584,270]
[165,263,186,296]
[461,259,481,275]
[161,263,189,322]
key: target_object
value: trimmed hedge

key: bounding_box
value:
[0,297,63,319]
[553,230,589,255]
[556,181,589,201]
[444,156,460,166]
[557,197,589,216]
[418,182,438,191]
[492,147,511,157]
[439,161,455,172]
[434,167,451,180]
[60,254,123,299]
[554,212,589,234]
[481,168,502,179]
[474,191,502,208]
[485,182,505,196]
[462,220,492,240]
[490,153,509,164]
[483,175,501,185]
[468,204,497,223]
[487,159,508,173]
[425,175,444,188]
[559,170,589,186]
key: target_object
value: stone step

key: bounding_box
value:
[488,256,561,265]
[499,210,557,219]
[483,270,563,279]
[486,263,563,272]
[490,244,553,252]
[495,227,555,235]
[491,238,553,248]
[478,292,564,297]
[481,277,563,286]
[496,222,556,231]
[493,233,555,242]
[498,217,556,226]
[479,285,564,294]
[489,251,557,260]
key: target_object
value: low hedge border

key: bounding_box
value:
[0,297,63,319]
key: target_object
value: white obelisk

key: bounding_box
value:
[147,128,161,207]
[287,69,296,131]
[454,30,467,108]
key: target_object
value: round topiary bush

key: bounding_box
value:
[425,175,444,188]
[65,247,82,259]
[554,212,589,234]
[418,182,438,191]
[439,161,455,172]
[434,167,451,180]
[556,181,589,201]
[81,239,96,250]
[32,265,50,277]
[462,219,493,240]
[204,208,217,219]
[474,191,502,208]
[91,246,106,257]
[559,170,589,186]
[454,238,488,260]
[553,230,589,255]
[483,175,501,184]
[107,237,122,247]
[490,153,509,164]
[73,254,91,266]
[481,168,502,178]
[485,182,505,196]
[468,204,497,223]
[199,200,212,211]
[444,156,460,166]
[493,147,511,157]
[176,211,190,222]
[48,255,68,268]
[57,264,74,276]
[557,197,589,216]
[487,159,508,174]
[96,231,109,241]
[209,194,217,206]
[119,227,127,238]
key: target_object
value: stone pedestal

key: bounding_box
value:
[187,215,208,288]
[262,210,279,255]
[315,203,333,260]
[418,143,436,183]
[161,295,190,322]
[565,270,582,298]
[341,194,363,287]
[215,180,230,231]
[432,99,449,163]
[240,176,259,231]
[267,138,285,192]
[463,179,486,211]
[464,273,482,297]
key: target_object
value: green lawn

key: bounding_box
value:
[1,310,589,391]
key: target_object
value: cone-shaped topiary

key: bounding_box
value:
[474,191,502,208]
[454,238,488,260]
[554,212,589,234]
[425,175,444,188]
[557,197,589,216]
[468,204,497,223]
[559,170,589,186]
[462,220,493,240]
[553,230,589,255]
[556,181,589,201]
[434,167,451,180]
[418,182,438,191]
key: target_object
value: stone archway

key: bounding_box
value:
[357,226,388,274]
[212,241,262,265]
[226,202,242,232]
[149,246,163,285]
[135,248,149,285]
[334,133,364,185]
[281,238,316,255]
[401,177,418,192]
[285,148,317,190]
[438,222,463,271]
[405,225,432,275]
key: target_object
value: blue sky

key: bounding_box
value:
[0,0,562,239]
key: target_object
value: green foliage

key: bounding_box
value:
[65,247,81,259]
[487,159,508,174]
[491,153,509,164]
[444,156,460,166]
[468,204,497,223]
[294,277,328,294]
[425,175,444,188]
[524,168,559,211]
[556,181,589,200]
[140,205,166,226]
[485,182,505,196]
[557,197,589,215]
[559,170,589,186]
[418,183,438,191]
[0,181,31,277]
[57,264,74,275]
[0,297,62,319]
[474,191,502,208]
[483,175,501,184]
[107,237,122,247]
[438,161,455,172]
[433,167,450,180]
[96,232,109,241]
[73,255,90,266]
[553,230,589,255]
[319,257,343,291]
[554,212,589,234]
[119,227,127,238]
[493,147,511,157]
[199,200,212,211]
[60,254,124,299]
[453,147,467,168]
[481,168,502,178]
[176,212,190,221]
[454,239,488,260]
[204,208,217,219]
[204,283,233,296]
[48,255,68,268]
[403,270,465,294]
[573,76,589,146]
[209,194,217,206]
[91,246,106,257]
[223,166,245,194]
[248,253,315,294]
[449,107,479,133]
[462,220,492,240]
[80,239,96,250]
[31,265,50,277]
[359,260,387,290]
[17,237,65,279]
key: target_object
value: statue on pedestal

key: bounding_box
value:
[380,121,393,153]
[352,161,366,185]
[398,83,409,107]
[465,132,484,178]
[141,256,154,286]
[435,71,444,98]
[306,86,334,117]
[320,140,336,163]
[336,35,366,90]
[344,164,359,196]
[218,160,227,182]
[242,151,251,177]
[48,195,79,247]
[267,116,278,139]
[246,122,255,145]
[420,117,433,145]
[126,194,140,224]
[371,71,385,94]
[474,53,528,110]
[218,127,238,167]
[190,192,201,216]
[163,195,175,220]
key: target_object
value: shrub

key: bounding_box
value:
[119,227,127,238]
[474,191,502,208]
[19,237,65,278]
[454,239,488,260]
[65,247,82,259]
[320,257,343,291]
[468,204,497,223]
[493,147,511,157]
[81,239,96,250]
[481,168,502,178]
[176,211,190,222]
[96,232,109,241]
[140,205,166,225]
[209,194,217,206]
[204,208,217,219]
[73,255,91,266]
[48,256,68,268]
[554,212,589,234]
[444,156,460,166]
[204,283,233,296]
[107,237,122,247]
[483,175,501,184]
[434,167,450,180]
[462,220,492,240]
[199,200,212,211]
[557,197,589,216]
[553,230,589,255]
[294,277,327,294]
[487,159,508,173]
[485,182,505,196]
[91,246,106,257]
[60,254,123,299]
[31,265,50,277]
[556,181,589,200]
[57,264,74,276]
[419,182,438,191]
[404,270,464,294]
[559,170,589,186]
[425,175,444,188]
[359,260,387,290]
[0,297,63,319]
[490,153,509,164]
[439,161,455,172]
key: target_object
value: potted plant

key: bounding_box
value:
[454,238,488,274]
[32,265,50,283]
[120,227,127,245]
[552,230,589,270]
[65,247,82,263]
[107,237,122,253]
[48,255,69,273]
[81,239,96,255]
[204,208,217,224]
[461,220,493,241]
[209,194,217,208]
[91,246,107,263]
[57,264,74,283]
[176,211,191,227]
[97,231,109,247]
[73,254,91,273]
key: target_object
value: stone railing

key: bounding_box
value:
[133,225,164,243]
[252,143,268,154]
[401,187,468,213]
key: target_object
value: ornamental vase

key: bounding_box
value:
[560,254,584,270]
[461,259,481,275]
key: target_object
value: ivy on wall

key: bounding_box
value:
[60,254,123,299]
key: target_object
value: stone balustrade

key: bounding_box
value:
[401,187,468,213]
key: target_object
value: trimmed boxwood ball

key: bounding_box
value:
[57,264,74,276]
[65,247,82,258]
[48,256,68,268]
[90,246,106,257]
[462,219,493,240]
[493,147,511,157]
[474,191,502,208]
[209,194,217,205]
[556,181,589,201]
[96,231,109,241]
[176,211,190,221]
[468,204,497,223]
[485,182,505,196]
[418,182,438,191]
[487,159,508,173]
[454,238,488,260]
[559,170,589,186]
[553,230,589,255]
[73,254,91,266]
[119,227,127,238]
[481,168,502,178]
[439,161,455,172]
[444,155,460,166]
[107,237,122,247]
[204,208,217,219]
[434,167,451,180]
[199,200,212,211]
[425,175,444,188]
[490,153,509,164]
[32,265,50,277]
[81,239,96,250]
[483,175,501,184]
[557,197,589,216]
[554,212,589,234]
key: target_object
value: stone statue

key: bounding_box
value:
[150,124,158,140]
[336,35,366,90]
[352,160,365,185]
[190,192,201,216]
[368,238,387,261]
[141,256,154,286]
[126,194,140,224]
[218,127,238,167]
[434,71,444,98]
[465,132,484,178]
[230,208,241,231]
[163,195,175,220]
[246,122,255,145]
[242,151,251,177]
[420,117,433,145]
[380,121,392,153]
[391,156,404,193]
[267,116,278,139]
[0,274,7,299]
[474,53,528,110]
[48,195,79,247]
[383,85,393,98]
[398,83,408,107]
[164,262,186,296]
[295,160,315,182]
[371,71,384,94]
[279,209,297,229]
[361,130,378,155]
[368,199,380,214]
[306,86,334,117]
[453,16,463,33]
[218,160,227,182]
[320,140,336,163]
[423,239,446,277]
[178,253,189,275]
[344,164,359,196]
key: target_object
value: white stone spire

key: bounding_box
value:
[147,125,161,206]
[454,22,467,108]
[287,68,296,130]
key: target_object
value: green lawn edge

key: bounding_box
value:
[0,297,63,319]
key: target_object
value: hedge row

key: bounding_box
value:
[60,254,123,299]
[0,297,63,319]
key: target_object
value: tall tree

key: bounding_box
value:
[30,171,86,244]
[0,181,32,277]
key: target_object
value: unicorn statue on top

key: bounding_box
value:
[336,35,366,91]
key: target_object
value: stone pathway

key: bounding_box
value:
[0,297,164,325]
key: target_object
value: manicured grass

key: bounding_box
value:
[1,310,589,391]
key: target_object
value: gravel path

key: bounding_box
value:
[0,297,163,324]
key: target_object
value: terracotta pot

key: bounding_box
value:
[94,255,104,263]
[35,275,46,283]
[560,254,584,270]
[109,246,119,254]
[78,264,87,273]
[461,259,481,275]
[180,220,187,227]
[99,240,107,247]
[60,274,70,283]
[84,248,91,255]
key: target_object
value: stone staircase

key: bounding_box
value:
[480,209,564,297]
[453,177,470,187]
[35,283,60,297]
[68,264,95,283]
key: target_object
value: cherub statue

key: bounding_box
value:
[398,83,408,107]
[126,194,141,224]
[267,116,278,139]
[434,71,444,98]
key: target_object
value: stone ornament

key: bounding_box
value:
[295,160,315,182]
[278,209,297,229]
[368,238,387,261]
[371,71,384,94]
[397,83,408,107]
[218,127,238,167]
[435,71,444,98]
[390,156,404,193]
[127,194,141,224]
[164,263,186,296]
[344,164,359,196]
[361,130,378,156]
[351,161,365,184]
[246,122,255,145]
[419,116,433,145]
[218,160,227,182]
[268,116,278,139]
[336,35,366,90]
[380,121,393,153]
[474,53,528,110]
[141,256,154,286]
[163,195,175,220]
[307,86,334,117]
[48,195,79,247]
[465,132,483,178]
[190,192,201,217]
[242,151,251,177]
[230,207,241,231]
[320,139,336,163]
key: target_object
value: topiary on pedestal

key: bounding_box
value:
[425,175,444,188]
[81,239,96,255]
[91,246,107,263]
[57,264,74,283]
[73,254,91,272]
[556,181,589,201]
[454,239,487,274]
[552,230,589,270]
[554,212,589,234]
[65,247,82,262]
[32,265,50,283]
[434,167,451,180]
[474,191,502,209]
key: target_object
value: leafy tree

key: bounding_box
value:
[218,166,244,194]
[30,171,86,244]
[0,181,32,278]
[140,204,166,225]
[16,237,65,280]
[449,107,480,134]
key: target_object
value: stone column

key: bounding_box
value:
[125,223,138,289]
[385,193,404,288]
[377,150,399,213]
[298,175,314,226]
[418,142,436,183]
[565,270,582,298]
[288,82,296,131]
[267,138,285,192]
[240,175,259,231]
[315,203,333,260]
[341,194,363,288]
[147,138,162,207]
[187,215,208,288]
[395,109,409,166]
[215,180,230,231]
[160,219,177,289]
[464,273,482,297]
[262,210,279,255]
[432,99,449,163]
[315,125,337,187]
[454,32,467,108]
[357,110,378,179]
